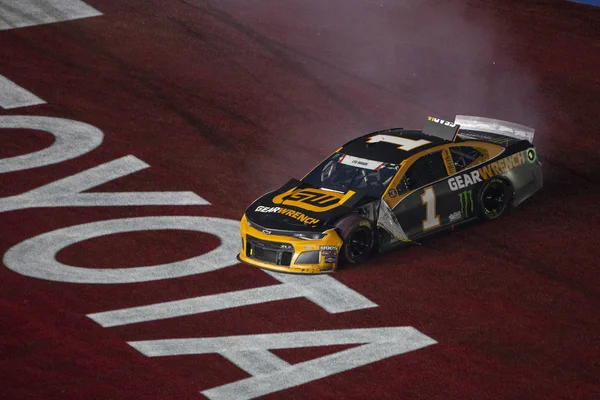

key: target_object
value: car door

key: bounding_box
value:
[387,150,451,239]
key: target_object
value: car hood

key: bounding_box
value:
[245,179,365,232]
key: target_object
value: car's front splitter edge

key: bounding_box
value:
[237,253,335,275]
[238,215,343,274]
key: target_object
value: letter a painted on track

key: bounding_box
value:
[128,327,437,400]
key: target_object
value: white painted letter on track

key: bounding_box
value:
[0,116,103,173]
[88,270,376,327]
[0,0,102,31]
[0,75,46,109]
[129,327,437,400]
[0,155,209,212]
[3,216,239,283]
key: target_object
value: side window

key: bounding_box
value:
[397,152,447,194]
[450,146,483,172]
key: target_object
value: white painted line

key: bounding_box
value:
[0,0,102,31]
[0,75,46,109]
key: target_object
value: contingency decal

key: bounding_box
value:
[320,246,338,264]
[448,211,462,222]
[448,150,527,191]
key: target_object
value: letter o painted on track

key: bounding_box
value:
[0,116,103,173]
[3,216,240,283]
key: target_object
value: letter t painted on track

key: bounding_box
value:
[88,270,377,327]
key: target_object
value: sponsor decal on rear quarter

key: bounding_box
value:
[448,150,527,191]
[459,190,474,218]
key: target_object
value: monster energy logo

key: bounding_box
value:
[459,190,474,217]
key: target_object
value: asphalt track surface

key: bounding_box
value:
[1,1,599,399]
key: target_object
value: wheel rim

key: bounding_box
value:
[482,181,507,216]
[349,228,370,259]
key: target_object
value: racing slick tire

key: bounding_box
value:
[477,177,512,220]
[336,216,375,264]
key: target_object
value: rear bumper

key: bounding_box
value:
[238,214,343,274]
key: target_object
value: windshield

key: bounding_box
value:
[302,153,399,197]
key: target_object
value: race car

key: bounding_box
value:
[238,115,543,274]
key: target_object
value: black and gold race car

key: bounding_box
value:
[239,116,543,274]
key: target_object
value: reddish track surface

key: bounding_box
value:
[1,1,599,399]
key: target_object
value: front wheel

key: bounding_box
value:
[336,216,375,264]
[478,178,512,220]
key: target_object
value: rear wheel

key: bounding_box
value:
[336,216,375,264]
[478,178,512,220]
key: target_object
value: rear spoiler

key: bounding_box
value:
[454,115,535,143]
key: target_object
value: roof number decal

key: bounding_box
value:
[365,135,431,151]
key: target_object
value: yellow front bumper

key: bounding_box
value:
[238,214,343,274]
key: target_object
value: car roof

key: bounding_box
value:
[340,129,454,164]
